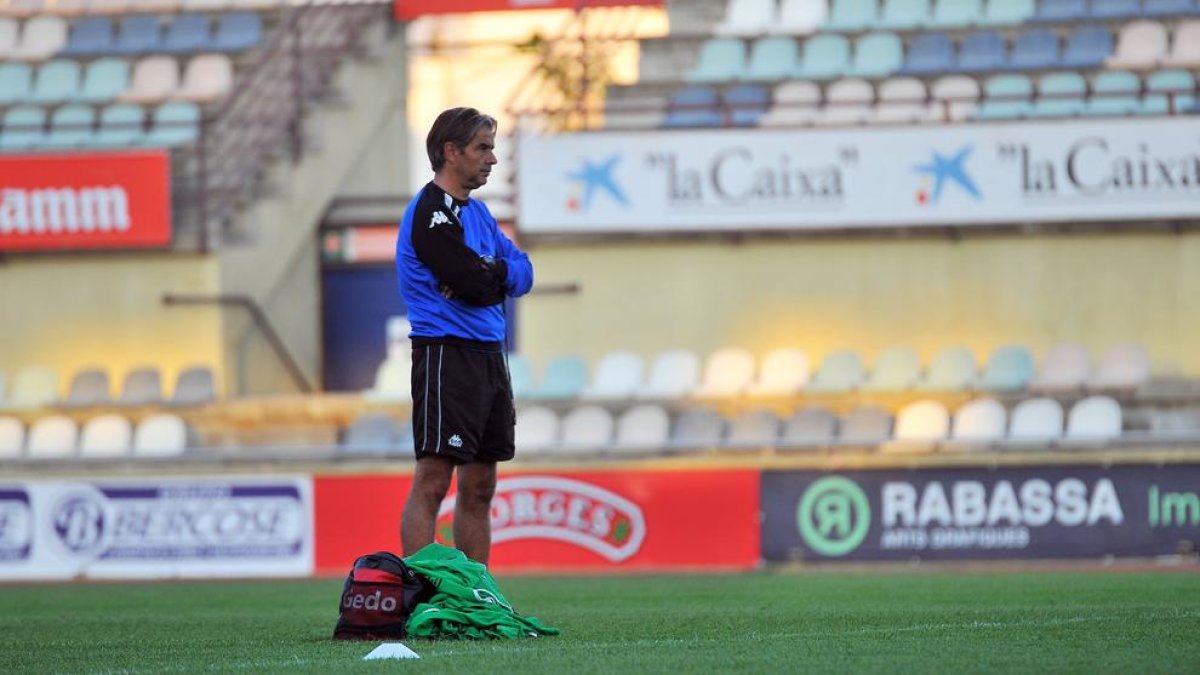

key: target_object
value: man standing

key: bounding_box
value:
[396,107,533,565]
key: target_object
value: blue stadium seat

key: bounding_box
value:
[743,37,798,81]
[900,33,955,74]
[1090,0,1144,19]
[796,34,851,79]
[28,59,81,104]
[929,0,983,27]
[1061,26,1114,68]
[847,32,902,77]
[61,17,115,56]
[212,12,262,52]
[1143,69,1196,114]
[725,84,770,126]
[1085,71,1142,116]
[956,30,1006,72]
[78,57,130,103]
[1032,71,1087,117]
[826,0,879,30]
[879,0,931,29]
[162,14,212,54]
[144,100,199,146]
[975,73,1034,119]
[1143,0,1196,17]
[45,104,94,148]
[664,86,723,127]
[688,38,746,83]
[1033,0,1088,22]
[0,62,33,105]
[114,15,163,55]
[1008,28,1060,70]
[0,106,46,151]
[94,103,146,147]
[980,0,1036,25]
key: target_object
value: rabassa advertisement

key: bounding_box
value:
[761,465,1200,562]
[314,469,760,573]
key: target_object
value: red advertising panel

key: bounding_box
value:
[0,151,171,251]
[314,468,759,574]
[396,0,662,20]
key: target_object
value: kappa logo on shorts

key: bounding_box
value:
[429,211,451,228]
[448,434,463,448]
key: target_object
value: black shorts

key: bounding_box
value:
[410,338,515,464]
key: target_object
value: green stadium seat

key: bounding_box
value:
[1032,71,1087,117]
[977,345,1035,392]
[0,105,46,150]
[79,57,131,103]
[826,0,879,31]
[143,100,199,146]
[687,38,746,83]
[29,59,81,104]
[528,354,588,401]
[94,103,146,147]
[974,73,1034,120]
[743,36,798,81]
[0,62,33,104]
[505,353,535,400]
[1085,71,1141,116]
[862,347,921,391]
[796,33,851,80]
[807,349,866,392]
[916,346,977,391]
[879,0,931,29]
[979,0,1035,25]
[1142,69,1196,114]
[45,104,95,148]
[847,31,902,77]
[929,0,983,27]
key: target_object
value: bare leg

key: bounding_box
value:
[453,461,498,565]
[401,456,455,556]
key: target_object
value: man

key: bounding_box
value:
[396,107,533,565]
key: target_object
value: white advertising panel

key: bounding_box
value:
[516,118,1200,233]
[0,477,313,581]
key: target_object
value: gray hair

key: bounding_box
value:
[426,107,497,172]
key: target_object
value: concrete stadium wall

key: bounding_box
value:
[517,231,1200,376]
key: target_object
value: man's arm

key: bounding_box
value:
[412,205,507,306]
[492,228,534,298]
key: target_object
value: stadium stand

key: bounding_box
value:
[880,0,930,29]
[797,33,850,80]
[670,406,726,447]
[861,346,921,392]
[1108,19,1170,69]
[713,0,775,37]
[1162,19,1200,67]
[917,347,977,391]
[687,37,744,83]
[893,399,951,442]
[847,31,902,77]
[806,349,866,392]
[80,57,134,103]
[839,404,894,443]
[977,345,1035,392]
[119,367,165,405]
[1030,342,1091,392]
[950,397,1007,443]
[45,103,92,146]
[8,365,57,409]
[64,368,112,407]
[0,416,23,458]
[693,347,756,399]
[527,354,588,401]
[25,414,76,458]
[773,0,827,34]
[79,413,133,457]
[506,353,536,400]
[726,408,782,448]
[171,365,216,405]
[559,404,614,454]
[759,79,821,126]
[1089,343,1150,390]
[745,36,798,81]
[515,405,558,453]
[613,403,670,451]
[1007,396,1065,442]
[638,349,700,399]
[341,411,400,453]
[745,347,810,396]
[132,412,189,457]
[781,405,838,445]
[1065,395,1124,441]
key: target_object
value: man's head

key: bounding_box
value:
[426,107,498,196]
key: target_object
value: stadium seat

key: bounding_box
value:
[773,0,828,34]
[840,405,894,443]
[807,349,866,392]
[61,16,115,56]
[132,412,188,457]
[93,102,146,146]
[171,365,215,405]
[11,16,66,61]
[341,412,399,453]
[1108,21,1169,69]
[118,366,164,405]
[745,347,810,396]
[528,354,587,401]
[1032,71,1087,117]
[827,0,879,30]
[144,100,199,146]
[29,59,81,104]
[1162,20,1200,67]
[816,77,873,125]
[1030,342,1090,391]
[1033,0,1088,22]
[0,105,46,150]
[977,345,1035,391]
[901,33,955,75]
[687,38,746,83]
[974,73,1034,120]
[663,86,723,128]
[582,350,643,400]
[613,404,670,451]
[873,77,932,123]
[637,349,700,399]
[1065,395,1123,441]
[182,0,231,10]
[1143,69,1196,114]
[8,365,57,408]
[797,34,851,80]
[603,92,666,129]
[950,397,1007,443]
[1089,343,1150,390]
[0,62,33,104]
[670,407,725,448]
[506,353,535,400]
[930,0,983,26]
[893,399,950,442]
[862,346,921,391]
[917,347,977,391]
[114,15,162,54]
[79,414,132,457]
[0,417,23,458]
[1144,0,1197,16]
[162,13,211,53]
[78,57,130,103]
[365,354,410,401]
[120,55,179,104]
[880,0,930,28]
[726,408,781,448]
[1007,397,1064,442]
[714,0,775,36]
[0,18,17,59]
[1061,26,1114,68]
[211,12,262,52]
[956,30,1007,72]
[743,37,799,81]
[847,31,903,77]
[515,405,558,453]
[26,414,77,458]
[781,406,837,446]
[45,103,93,147]
[559,404,614,454]
[693,347,756,399]
[1090,0,1143,19]
[980,0,1035,25]
[724,84,771,126]
[1008,28,1060,70]
[760,80,821,126]
[930,74,981,120]
[88,0,135,12]
[174,53,232,103]
[230,0,281,8]
[1085,71,1141,116]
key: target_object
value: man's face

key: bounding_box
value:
[449,127,497,192]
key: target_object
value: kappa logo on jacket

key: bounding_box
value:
[448,434,463,448]
[429,211,451,228]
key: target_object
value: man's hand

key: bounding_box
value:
[440,256,507,302]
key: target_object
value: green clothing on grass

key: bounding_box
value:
[403,543,560,640]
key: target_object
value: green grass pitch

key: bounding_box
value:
[1,569,1197,674]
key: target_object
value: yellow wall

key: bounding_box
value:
[0,254,224,397]
[517,232,1200,375]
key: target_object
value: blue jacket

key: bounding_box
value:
[396,182,533,343]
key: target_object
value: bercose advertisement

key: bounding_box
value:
[762,465,1200,561]
[0,477,313,581]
